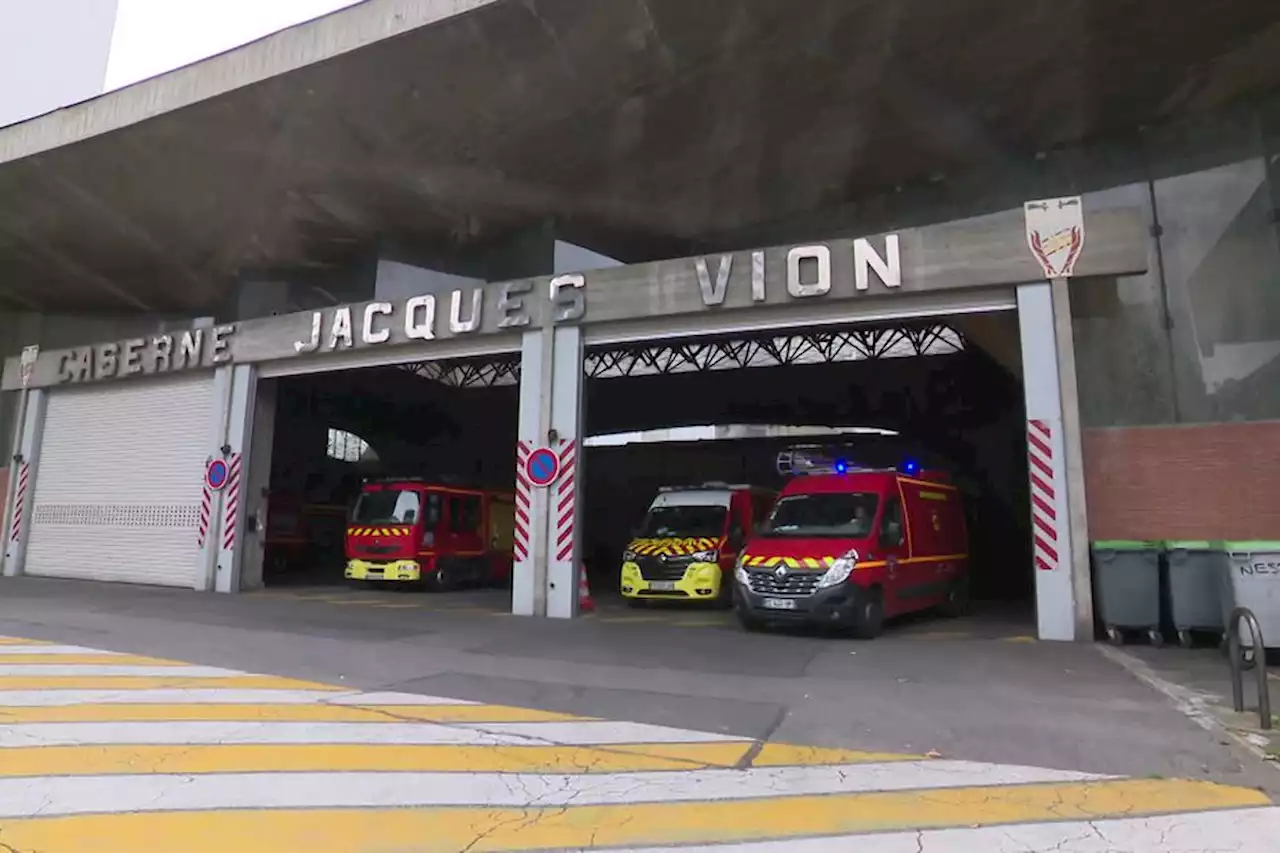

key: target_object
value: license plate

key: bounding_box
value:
[763,597,796,610]
[649,581,677,591]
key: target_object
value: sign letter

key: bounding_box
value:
[176,329,204,370]
[854,235,902,291]
[786,245,831,298]
[550,274,586,323]
[449,289,483,334]
[152,335,173,373]
[295,312,321,353]
[362,303,393,345]
[210,325,235,363]
[405,295,436,340]
[497,281,532,328]
[122,338,146,375]
[694,254,733,306]
[328,307,353,349]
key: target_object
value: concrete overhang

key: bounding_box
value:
[0,0,1277,313]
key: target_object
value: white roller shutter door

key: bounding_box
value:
[26,374,214,587]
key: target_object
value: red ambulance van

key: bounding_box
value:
[734,451,969,637]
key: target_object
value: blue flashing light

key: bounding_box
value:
[901,458,920,476]
[834,459,849,474]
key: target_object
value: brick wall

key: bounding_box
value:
[1082,421,1280,541]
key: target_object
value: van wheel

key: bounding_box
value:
[849,588,884,639]
[713,581,735,610]
[941,577,971,618]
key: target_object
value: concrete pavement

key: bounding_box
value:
[0,631,1275,851]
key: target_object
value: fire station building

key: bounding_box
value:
[0,0,1278,642]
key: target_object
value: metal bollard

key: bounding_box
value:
[1227,607,1271,730]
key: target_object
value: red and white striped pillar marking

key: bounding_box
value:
[197,484,213,548]
[8,463,29,543]
[221,453,243,551]
[513,440,531,562]
[554,439,577,562]
[1027,419,1059,572]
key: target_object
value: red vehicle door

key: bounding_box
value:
[874,491,911,615]
[438,490,487,586]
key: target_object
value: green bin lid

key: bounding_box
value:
[1164,540,1218,551]
[1223,541,1280,553]
[1091,540,1161,551]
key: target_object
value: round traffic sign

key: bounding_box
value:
[205,458,230,491]
[525,447,560,488]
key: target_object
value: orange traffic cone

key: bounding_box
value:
[578,564,595,613]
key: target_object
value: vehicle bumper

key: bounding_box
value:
[620,561,724,601]
[345,559,421,582]
[735,580,867,626]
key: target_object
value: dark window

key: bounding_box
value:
[449,495,482,533]
[879,498,905,548]
[352,490,421,524]
[763,493,879,539]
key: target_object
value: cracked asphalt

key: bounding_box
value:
[0,576,1279,849]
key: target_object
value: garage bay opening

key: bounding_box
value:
[255,355,519,613]
[580,312,1034,635]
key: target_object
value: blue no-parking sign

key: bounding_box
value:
[205,458,230,492]
[525,448,560,488]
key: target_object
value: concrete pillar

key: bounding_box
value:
[240,378,277,591]
[195,366,235,591]
[1,388,47,578]
[513,322,586,618]
[511,241,617,618]
[213,364,261,593]
[1016,283,1077,641]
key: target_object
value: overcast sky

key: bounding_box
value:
[105,0,363,90]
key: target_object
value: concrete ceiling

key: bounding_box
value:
[0,0,1277,313]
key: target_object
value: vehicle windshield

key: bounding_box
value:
[351,489,422,525]
[762,492,880,538]
[636,504,727,538]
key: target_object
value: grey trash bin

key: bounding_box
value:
[1165,540,1226,648]
[1092,540,1163,645]
[1220,542,1280,650]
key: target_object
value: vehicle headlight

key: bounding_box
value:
[735,565,749,585]
[817,550,860,588]
[622,550,637,562]
[692,549,718,563]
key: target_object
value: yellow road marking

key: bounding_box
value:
[0,654,192,666]
[750,743,921,766]
[0,742,751,778]
[0,637,51,645]
[0,675,341,691]
[0,779,1264,852]
[0,703,587,725]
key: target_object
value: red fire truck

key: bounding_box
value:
[734,448,970,638]
[344,477,516,590]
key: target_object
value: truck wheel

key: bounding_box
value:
[429,566,455,593]
[849,588,885,640]
[940,577,970,618]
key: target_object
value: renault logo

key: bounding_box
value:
[774,566,787,579]
[659,554,668,563]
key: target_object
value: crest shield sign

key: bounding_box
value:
[18,345,38,388]
[1024,196,1085,279]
